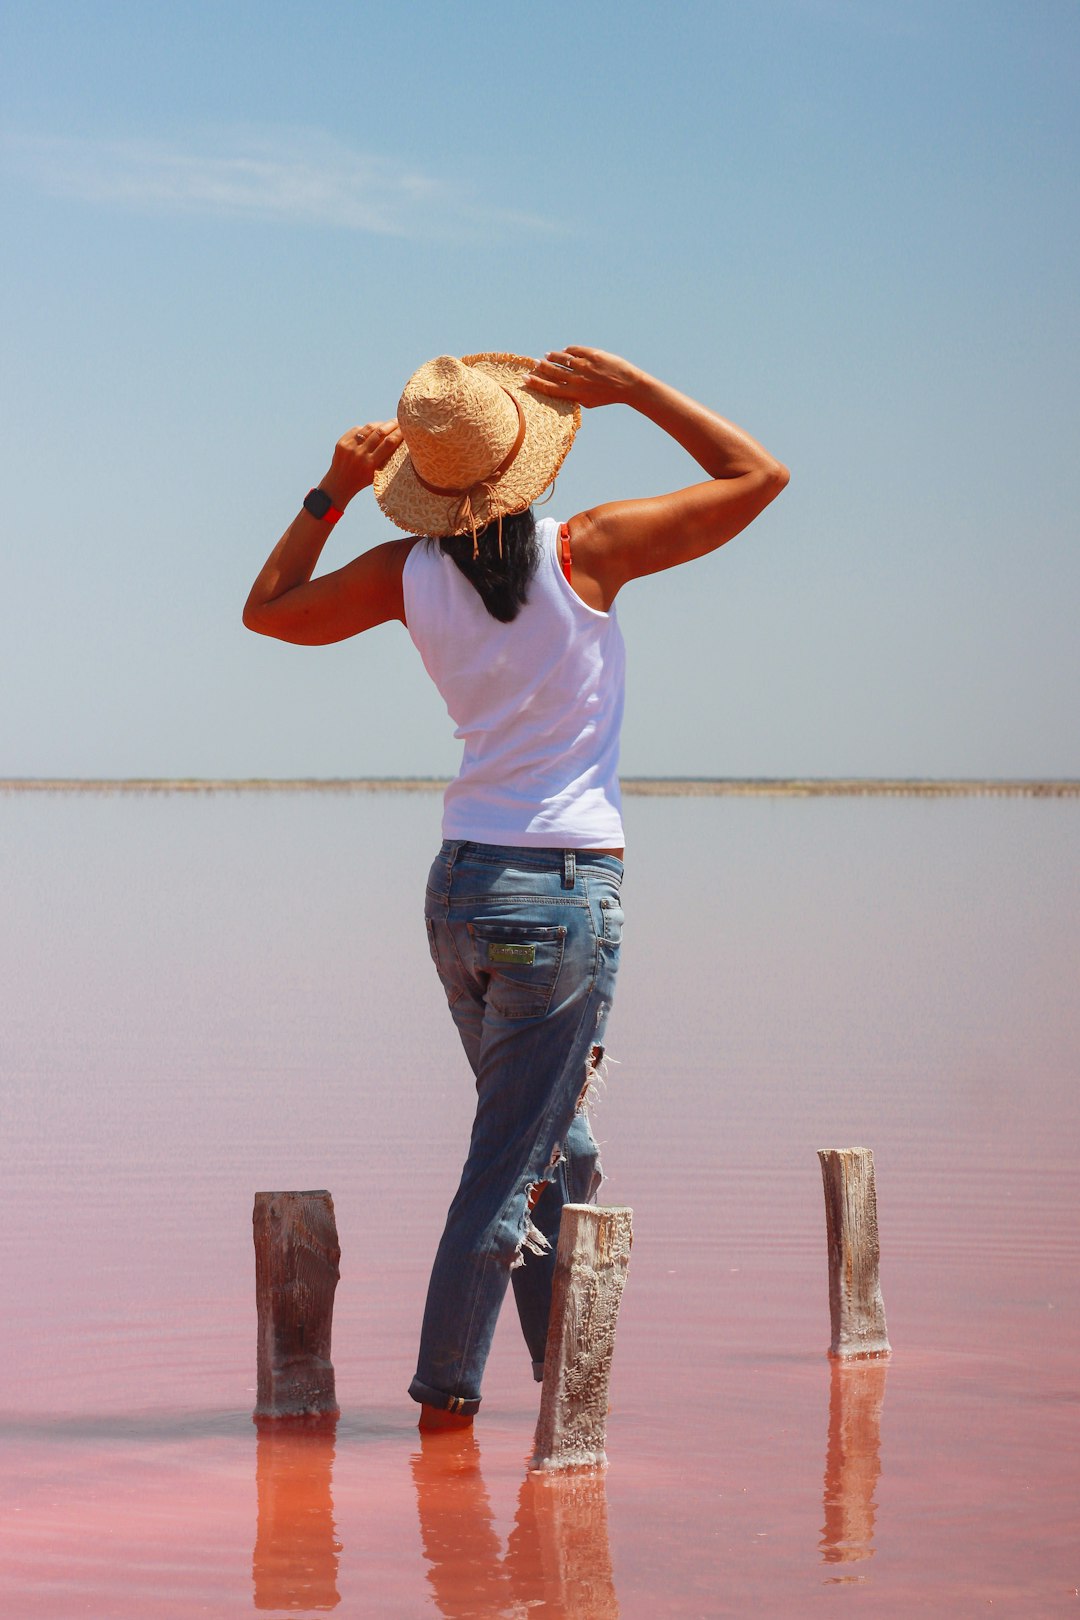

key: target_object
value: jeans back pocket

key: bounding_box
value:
[470,921,567,1020]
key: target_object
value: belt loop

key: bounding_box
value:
[562,849,576,890]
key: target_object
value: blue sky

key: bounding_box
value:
[2,0,1077,777]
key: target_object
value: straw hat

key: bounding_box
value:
[373,352,581,540]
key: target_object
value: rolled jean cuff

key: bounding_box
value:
[408,1376,482,1416]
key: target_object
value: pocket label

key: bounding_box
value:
[487,942,537,965]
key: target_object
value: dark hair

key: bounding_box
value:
[431,508,540,623]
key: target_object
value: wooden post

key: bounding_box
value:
[253,1190,341,1419]
[817,1148,890,1358]
[530,1205,633,1471]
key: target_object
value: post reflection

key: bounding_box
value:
[411,1431,619,1618]
[820,1355,889,1577]
[253,1414,341,1611]
[509,1468,620,1620]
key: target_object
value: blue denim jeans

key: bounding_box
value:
[409,841,624,1414]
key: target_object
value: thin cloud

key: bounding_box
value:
[1,129,561,239]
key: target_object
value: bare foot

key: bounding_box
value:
[418,1402,474,1432]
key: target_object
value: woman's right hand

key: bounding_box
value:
[526,347,645,410]
[321,420,402,508]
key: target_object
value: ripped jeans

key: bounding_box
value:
[409,841,624,1415]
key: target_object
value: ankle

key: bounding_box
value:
[418,1402,474,1432]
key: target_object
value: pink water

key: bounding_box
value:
[2,789,1077,1616]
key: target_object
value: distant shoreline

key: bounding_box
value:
[2,777,1078,798]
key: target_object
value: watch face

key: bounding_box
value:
[304,487,333,519]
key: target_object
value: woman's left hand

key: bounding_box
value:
[322,420,403,507]
[526,347,645,410]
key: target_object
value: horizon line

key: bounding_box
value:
[2,777,1077,799]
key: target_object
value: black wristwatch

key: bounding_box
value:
[303,487,343,524]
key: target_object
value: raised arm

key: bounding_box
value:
[243,420,414,645]
[526,348,788,611]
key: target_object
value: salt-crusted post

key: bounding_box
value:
[530,1205,633,1471]
[817,1148,890,1358]
[253,1190,341,1419]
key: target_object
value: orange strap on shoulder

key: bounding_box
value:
[559,522,572,585]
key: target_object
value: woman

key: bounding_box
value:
[244,346,788,1429]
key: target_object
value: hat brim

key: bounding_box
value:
[373,352,580,538]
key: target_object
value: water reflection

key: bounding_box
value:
[411,1431,619,1618]
[511,1468,620,1619]
[252,1415,341,1611]
[820,1356,889,1578]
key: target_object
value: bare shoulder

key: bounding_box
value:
[381,533,423,572]
[562,508,616,614]
[260,534,422,643]
[352,533,421,623]
[565,468,787,608]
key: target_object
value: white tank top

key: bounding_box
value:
[403,516,626,847]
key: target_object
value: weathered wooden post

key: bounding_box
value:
[530,1205,633,1471]
[253,1190,341,1419]
[817,1148,890,1358]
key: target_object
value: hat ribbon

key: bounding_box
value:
[411,390,527,559]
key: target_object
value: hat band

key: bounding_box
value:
[410,391,526,500]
